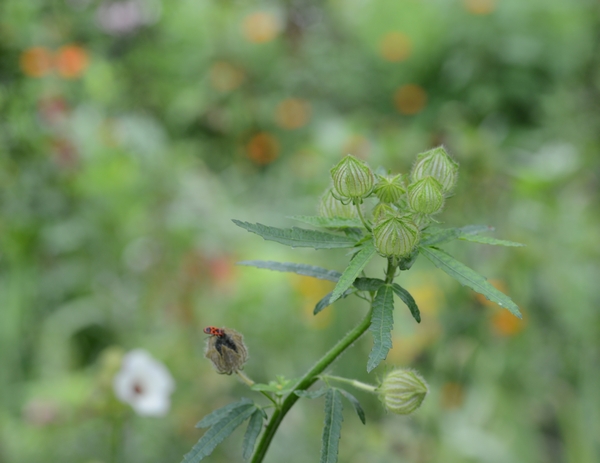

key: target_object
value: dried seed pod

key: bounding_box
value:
[204,327,248,375]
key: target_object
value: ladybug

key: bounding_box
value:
[203,326,238,354]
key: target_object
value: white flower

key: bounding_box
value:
[113,349,175,417]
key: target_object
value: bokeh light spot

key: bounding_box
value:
[378,32,412,62]
[441,382,465,409]
[463,0,496,15]
[393,84,427,115]
[55,45,90,79]
[275,98,311,130]
[209,61,245,92]
[246,132,280,165]
[20,47,54,77]
[242,12,280,44]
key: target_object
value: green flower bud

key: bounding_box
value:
[318,187,358,219]
[204,328,248,375]
[373,174,406,204]
[373,215,419,259]
[411,146,459,195]
[378,369,428,415]
[372,203,397,222]
[330,155,375,201]
[407,176,444,215]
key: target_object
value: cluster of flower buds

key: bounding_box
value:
[323,147,459,259]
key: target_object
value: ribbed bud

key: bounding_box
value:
[407,176,444,215]
[204,328,248,375]
[318,187,358,218]
[373,174,406,204]
[372,203,396,223]
[373,215,419,258]
[330,155,375,200]
[378,369,428,415]
[411,146,459,195]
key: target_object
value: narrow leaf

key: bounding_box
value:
[391,284,421,323]
[195,398,253,428]
[419,246,522,318]
[237,260,342,282]
[242,410,264,460]
[232,220,356,249]
[338,389,366,425]
[295,387,329,399]
[320,389,344,463]
[287,215,363,229]
[183,405,256,463]
[367,285,395,372]
[458,235,524,247]
[314,289,355,315]
[420,225,493,246]
[329,241,377,304]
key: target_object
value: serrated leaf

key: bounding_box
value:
[314,289,355,315]
[338,389,365,425]
[320,389,344,463]
[237,260,342,282]
[195,398,254,428]
[458,235,525,247]
[232,220,356,249]
[391,284,421,323]
[420,225,493,246]
[183,404,256,463]
[242,409,264,460]
[353,277,385,292]
[419,246,522,318]
[367,285,395,372]
[287,215,363,229]
[329,241,377,304]
[295,387,329,399]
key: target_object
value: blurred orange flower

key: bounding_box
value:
[20,47,54,77]
[55,45,89,79]
[275,98,311,130]
[246,132,280,165]
[463,0,496,15]
[393,84,427,115]
[378,32,412,62]
[242,12,280,44]
[209,61,245,92]
[491,308,526,337]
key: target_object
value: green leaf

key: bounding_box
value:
[420,225,493,246]
[338,389,366,425]
[314,289,355,315]
[353,277,385,292]
[183,404,256,463]
[320,389,344,463]
[458,235,525,247]
[287,215,363,229]
[367,285,395,372]
[295,387,329,399]
[329,240,377,304]
[391,284,421,323]
[195,398,254,428]
[232,220,356,249]
[251,376,297,396]
[419,246,522,318]
[242,409,264,460]
[237,260,342,282]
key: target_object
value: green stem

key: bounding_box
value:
[354,202,372,232]
[250,307,374,463]
[320,375,377,393]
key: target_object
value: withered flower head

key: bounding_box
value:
[204,327,248,375]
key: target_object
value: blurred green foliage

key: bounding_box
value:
[1,0,599,462]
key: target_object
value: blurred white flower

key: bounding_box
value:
[113,349,175,417]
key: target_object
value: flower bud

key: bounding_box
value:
[373,174,406,204]
[378,369,428,415]
[204,328,248,375]
[407,176,444,215]
[318,187,358,219]
[372,203,396,222]
[411,146,459,195]
[373,215,419,259]
[330,155,375,201]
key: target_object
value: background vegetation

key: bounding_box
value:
[1,0,599,462]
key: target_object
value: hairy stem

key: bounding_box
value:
[320,375,377,393]
[250,307,374,463]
